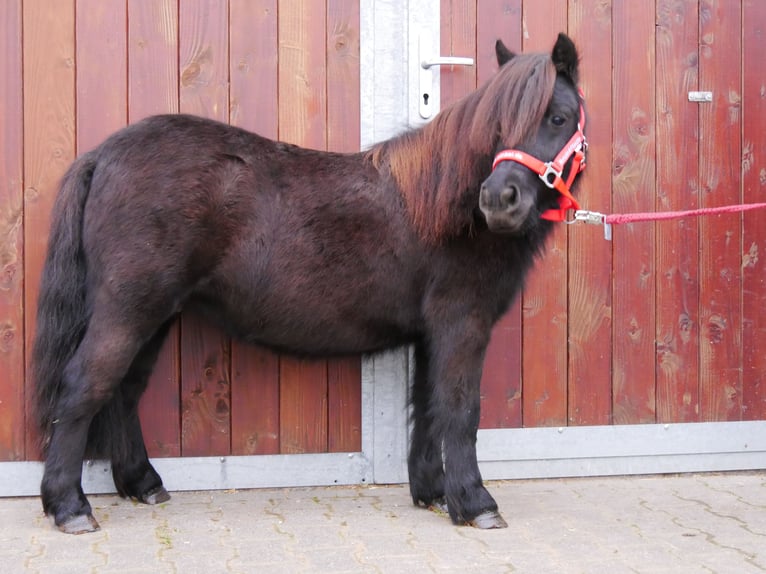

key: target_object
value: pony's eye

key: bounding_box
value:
[551,115,566,127]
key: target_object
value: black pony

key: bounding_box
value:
[32,33,586,534]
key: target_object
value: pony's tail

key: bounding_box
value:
[32,151,98,456]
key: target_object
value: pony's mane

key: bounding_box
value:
[368,52,557,243]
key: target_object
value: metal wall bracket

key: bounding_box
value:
[688,91,713,102]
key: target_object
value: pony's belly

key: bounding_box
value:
[230,313,414,356]
[193,294,418,356]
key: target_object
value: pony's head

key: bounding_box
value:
[478,33,586,234]
[371,32,585,243]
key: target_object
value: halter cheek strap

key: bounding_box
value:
[491,99,587,222]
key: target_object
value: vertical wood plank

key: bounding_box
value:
[179,0,232,456]
[180,329,231,457]
[229,0,281,456]
[229,0,278,136]
[327,358,362,453]
[476,0,522,76]
[277,0,330,454]
[655,0,700,423]
[129,0,182,457]
[0,0,25,461]
[567,0,613,426]
[327,0,360,151]
[179,0,230,123]
[128,0,180,119]
[742,0,766,421]
[520,0,569,428]
[475,0,524,430]
[610,1,657,424]
[231,347,281,455]
[440,0,477,106]
[698,0,742,421]
[76,0,127,153]
[279,359,328,454]
[278,0,328,148]
[23,0,76,459]
[327,0,363,453]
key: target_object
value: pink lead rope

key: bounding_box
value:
[569,202,766,240]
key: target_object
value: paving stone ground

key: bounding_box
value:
[1,473,764,573]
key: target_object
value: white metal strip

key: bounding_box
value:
[2,452,373,498]
[369,351,411,484]
[3,421,764,497]
[477,421,766,479]
[360,0,417,485]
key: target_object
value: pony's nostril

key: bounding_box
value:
[500,185,519,207]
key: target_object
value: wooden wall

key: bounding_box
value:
[0,0,361,462]
[2,1,765,464]
[440,0,766,430]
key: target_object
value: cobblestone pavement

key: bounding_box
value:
[1,473,764,573]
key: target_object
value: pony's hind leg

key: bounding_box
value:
[41,306,161,534]
[107,320,175,505]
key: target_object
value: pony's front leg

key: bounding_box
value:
[408,343,446,509]
[426,321,508,529]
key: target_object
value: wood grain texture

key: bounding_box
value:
[179,0,230,122]
[567,0,613,426]
[520,0,569,428]
[0,0,25,461]
[76,0,127,153]
[229,0,281,456]
[475,0,524,430]
[655,0,701,423]
[611,1,657,424]
[231,347,280,455]
[277,0,330,454]
[742,0,766,421]
[328,357,362,453]
[327,0,363,452]
[128,0,179,119]
[229,0,278,136]
[279,358,328,454]
[476,0,521,77]
[23,0,76,459]
[698,0,742,421]
[278,0,328,148]
[179,0,232,456]
[129,0,182,457]
[180,313,232,456]
[327,0,360,152]
[441,0,477,106]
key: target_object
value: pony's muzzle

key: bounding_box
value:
[479,173,532,232]
[479,181,520,212]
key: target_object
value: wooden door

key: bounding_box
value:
[440,0,766,431]
[0,0,363,464]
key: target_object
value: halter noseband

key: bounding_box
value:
[491,98,587,222]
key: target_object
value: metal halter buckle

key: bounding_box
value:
[539,163,563,188]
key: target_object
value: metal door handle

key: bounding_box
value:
[421,56,475,69]
[418,32,475,120]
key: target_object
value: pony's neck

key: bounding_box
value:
[372,83,496,244]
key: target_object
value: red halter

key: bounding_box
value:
[491,99,587,222]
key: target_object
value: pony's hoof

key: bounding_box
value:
[428,497,449,514]
[469,510,508,529]
[141,486,171,505]
[55,513,100,534]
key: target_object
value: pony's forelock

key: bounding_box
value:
[369,52,558,243]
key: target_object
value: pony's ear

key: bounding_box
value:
[551,33,579,85]
[495,39,515,67]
